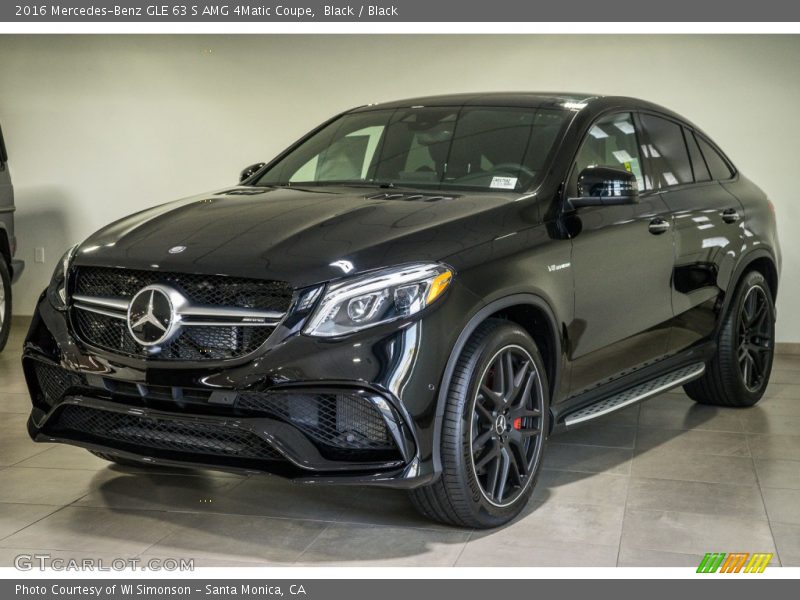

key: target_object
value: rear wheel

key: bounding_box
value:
[0,259,11,352]
[409,319,548,528]
[684,270,775,407]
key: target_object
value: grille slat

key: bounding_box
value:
[51,405,284,461]
[71,267,292,361]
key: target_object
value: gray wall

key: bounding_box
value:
[0,35,798,341]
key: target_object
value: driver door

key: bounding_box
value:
[566,112,676,396]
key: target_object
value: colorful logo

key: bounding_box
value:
[697,552,773,573]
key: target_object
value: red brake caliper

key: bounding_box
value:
[513,417,522,430]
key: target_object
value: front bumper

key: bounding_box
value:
[23,283,475,487]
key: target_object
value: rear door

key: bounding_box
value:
[566,112,676,396]
[638,114,742,352]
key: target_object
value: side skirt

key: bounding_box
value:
[551,342,715,432]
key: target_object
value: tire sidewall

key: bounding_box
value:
[449,323,549,527]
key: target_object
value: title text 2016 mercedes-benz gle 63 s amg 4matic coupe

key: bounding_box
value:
[23,93,780,528]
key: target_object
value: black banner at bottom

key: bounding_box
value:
[3,579,797,600]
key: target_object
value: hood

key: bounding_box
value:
[73,186,529,288]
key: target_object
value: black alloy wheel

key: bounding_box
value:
[737,285,773,392]
[685,270,775,407]
[470,345,544,507]
[409,319,549,528]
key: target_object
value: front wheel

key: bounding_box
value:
[684,270,775,407]
[410,319,548,528]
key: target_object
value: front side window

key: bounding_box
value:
[571,112,646,192]
[640,114,693,188]
[256,106,571,192]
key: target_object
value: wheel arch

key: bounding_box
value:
[431,293,563,477]
[718,248,779,333]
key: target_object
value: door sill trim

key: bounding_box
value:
[563,362,706,428]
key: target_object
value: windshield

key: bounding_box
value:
[254,106,571,192]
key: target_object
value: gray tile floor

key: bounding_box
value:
[1,319,799,567]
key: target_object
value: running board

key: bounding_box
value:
[563,362,706,428]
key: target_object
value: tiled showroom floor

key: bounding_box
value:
[1,318,799,567]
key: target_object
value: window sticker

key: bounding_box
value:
[490,176,518,190]
[627,158,644,189]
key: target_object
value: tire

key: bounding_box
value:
[409,318,549,528]
[684,270,775,407]
[89,450,148,468]
[0,259,11,353]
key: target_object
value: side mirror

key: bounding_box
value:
[567,166,639,209]
[239,162,266,183]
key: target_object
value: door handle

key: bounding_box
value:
[648,217,670,235]
[722,208,741,224]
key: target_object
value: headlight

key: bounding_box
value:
[303,263,453,337]
[47,244,78,310]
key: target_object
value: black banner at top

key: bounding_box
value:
[2,0,800,22]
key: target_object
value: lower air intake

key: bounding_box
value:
[49,405,284,462]
[236,390,397,460]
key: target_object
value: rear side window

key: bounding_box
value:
[684,129,710,182]
[640,114,693,188]
[697,135,734,180]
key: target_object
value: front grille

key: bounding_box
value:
[74,267,293,311]
[33,362,87,406]
[71,267,292,361]
[236,390,396,460]
[49,405,284,462]
[74,310,273,361]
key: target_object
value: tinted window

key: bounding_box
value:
[697,135,734,180]
[572,112,646,192]
[640,114,693,188]
[684,129,710,182]
[257,107,571,192]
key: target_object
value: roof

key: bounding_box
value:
[351,92,700,133]
[355,92,599,111]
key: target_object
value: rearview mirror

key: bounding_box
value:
[239,162,266,183]
[567,166,639,209]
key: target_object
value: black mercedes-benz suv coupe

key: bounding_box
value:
[23,93,780,528]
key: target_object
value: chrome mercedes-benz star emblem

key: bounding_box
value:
[494,414,508,436]
[168,245,187,254]
[127,285,178,346]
